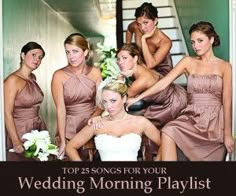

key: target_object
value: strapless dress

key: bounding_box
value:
[94,133,142,161]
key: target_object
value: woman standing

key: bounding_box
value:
[127,21,234,161]
[51,33,102,160]
[4,42,47,161]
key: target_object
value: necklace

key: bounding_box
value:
[108,112,128,121]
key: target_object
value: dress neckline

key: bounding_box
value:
[95,132,141,139]
[189,74,223,79]
[14,73,34,81]
[65,66,92,76]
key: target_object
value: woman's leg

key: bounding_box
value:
[161,133,177,161]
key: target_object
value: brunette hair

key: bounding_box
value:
[135,2,158,20]
[20,42,45,65]
[117,43,144,65]
[189,21,220,47]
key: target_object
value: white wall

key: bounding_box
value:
[230,0,236,159]
[0,0,6,161]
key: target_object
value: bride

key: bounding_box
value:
[65,79,161,161]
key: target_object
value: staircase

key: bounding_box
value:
[120,0,188,84]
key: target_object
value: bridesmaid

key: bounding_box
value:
[117,43,187,128]
[126,2,173,76]
[127,21,234,161]
[51,33,103,160]
[4,41,47,161]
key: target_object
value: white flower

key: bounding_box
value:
[38,152,50,161]
[95,42,120,79]
[22,130,50,149]
[20,130,59,161]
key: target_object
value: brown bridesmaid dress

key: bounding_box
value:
[162,75,226,161]
[59,67,97,160]
[143,75,187,128]
[6,75,46,161]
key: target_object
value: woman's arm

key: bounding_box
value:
[87,67,104,128]
[127,76,152,97]
[141,29,172,69]
[126,21,136,44]
[141,117,161,146]
[222,62,234,153]
[141,117,161,161]
[126,30,133,44]
[51,70,67,157]
[126,56,189,108]
[66,125,95,161]
[4,76,24,153]
[91,67,103,117]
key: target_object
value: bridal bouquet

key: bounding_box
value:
[10,130,59,161]
[94,42,120,79]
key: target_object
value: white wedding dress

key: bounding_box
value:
[94,133,142,161]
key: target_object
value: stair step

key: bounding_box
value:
[123,17,177,30]
[123,16,176,21]
[161,28,182,40]
[121,0,188,79]
[123,7,173,19]
[122,26,179,32]
[171,52,186,56]
[171,41,186,54]
[171,54,185,65]
[123,0,171,8]
[122,5,172,10]
[172,39,182,42]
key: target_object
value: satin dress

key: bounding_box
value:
[94,133,142,161]
[162,75,226,161]
[6,75,46,161]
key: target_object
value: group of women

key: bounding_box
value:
[4,2,234,161]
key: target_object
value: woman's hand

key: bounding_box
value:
[224,135,235,154]
[142,27,156,39]
[88,115,103,130]
[57,141,66,160]
[120,69,134,78]
[13,143,24,154]
[126,97,140,111]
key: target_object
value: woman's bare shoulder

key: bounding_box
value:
[88,66,102,82]
[128,21,138,31]
[4,73,27,91]
[180,55,196,63]
[218,59,232,74]
[52,67,67,79]
[129,115,150,124]
[158,29,172,41]
[218,58,231,66]
[4,73,21,83]
[91,66,101,74]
